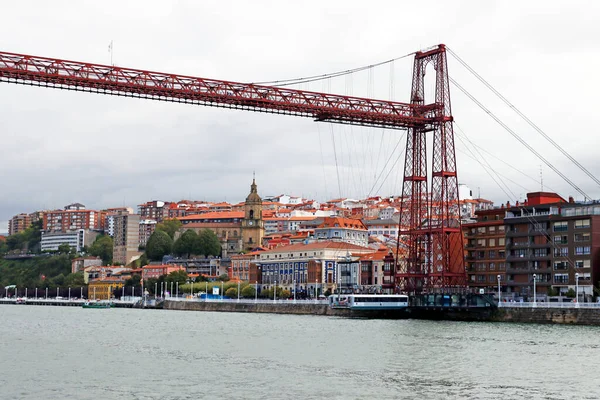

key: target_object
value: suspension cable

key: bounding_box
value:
[250,52,414,87]
[448,47,600,189]
[449,76,590,201]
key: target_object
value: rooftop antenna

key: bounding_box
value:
[540,165,544,191]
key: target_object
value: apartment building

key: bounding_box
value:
[43,204,105,232]
[363,219,399,238]
[112,211,141,265]
[552,203,600,300]
[504,192,565,298]
[104,207,134,237]
[463,208,507,293]
[138,200,171,222]
[139,219,157,247]
[8,213,31,235]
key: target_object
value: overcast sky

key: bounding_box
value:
[0,1,599,232]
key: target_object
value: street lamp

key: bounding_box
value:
[497,274,501,305]
[575,272,580,306]
[315,279,317,299]
[274,280,277,302]
[293,278,296,302]
[191,281,194,298]
[221,281,224,300]
[69,287,71,301]
[45,287,48,299]
[205,281,208,301]
[237,280,240,302]
[255,281,258,303]
[532,274,537,306]
[176,282,179,298]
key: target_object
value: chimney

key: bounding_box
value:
[516,201,520,207]
[506,201,511,208]
[569,196,574,204]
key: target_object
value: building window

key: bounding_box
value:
[574,233,590,242]
[554,247,569,257]
[554,261,569,270]
[554,273,568,284]
[553,235,568,244]
[575,260,591,269]
[575,246,591,255]
[575,219,590,229]
[553,221,568,232]
[489,226,496,233]
[489,263,495,270]
[489,250,496,259]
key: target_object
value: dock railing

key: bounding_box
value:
[499,301,600,309]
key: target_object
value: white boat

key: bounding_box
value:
[328,294,409,310]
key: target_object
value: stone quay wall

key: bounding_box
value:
[165,301,600,325]
[493,307,600,326]
[164,300,352,317]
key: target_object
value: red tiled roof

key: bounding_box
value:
[263,240,372,254]
[317,217,367,230]
[178,211,244,221]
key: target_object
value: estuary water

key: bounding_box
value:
[0,306,599,400]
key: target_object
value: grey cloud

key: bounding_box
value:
[1,0,599,231]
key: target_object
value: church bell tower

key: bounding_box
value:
[241,176,264,251]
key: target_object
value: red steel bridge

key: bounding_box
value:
[0,44,465,293]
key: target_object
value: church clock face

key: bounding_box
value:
[248,220,254,226]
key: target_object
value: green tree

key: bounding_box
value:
[218,274,230,282]
[565,288,576,298]
[173,229,198,258]
[197,229,221,257]
[546,287,558,297]
[64,272,85,286]
[165,269,188,286]
[57,243,72,255]
[225,287,237,298]
[51,273,66,287]
[146,230,173,261]
[89,235,114,264]
[125,274,142,288]
[156,219,183,240]
[241,285,256,298]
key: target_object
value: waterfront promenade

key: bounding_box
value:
[0,297,139,307]
[5,296,600,325]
